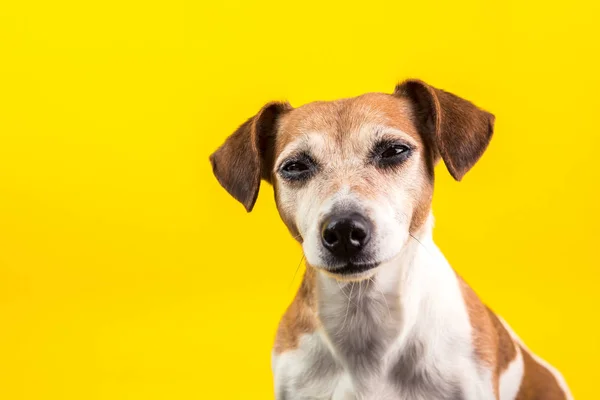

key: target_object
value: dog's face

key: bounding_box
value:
[272,94,434,277]
[210,80,494,279]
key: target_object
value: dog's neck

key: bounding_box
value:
[312,214,467,392]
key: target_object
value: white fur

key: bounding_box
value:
[273,334,342,400]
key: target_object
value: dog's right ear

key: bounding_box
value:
[209,102,292,212]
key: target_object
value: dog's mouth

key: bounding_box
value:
[315,251,403,280]
[329,262,379,274]
[321,262,381,279]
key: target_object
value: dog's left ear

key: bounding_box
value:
[394,80,495,181]
[209,102,292,212]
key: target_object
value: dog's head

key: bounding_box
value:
[210,80,494,279]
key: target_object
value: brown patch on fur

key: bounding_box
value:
[408,175,433,234]
[488,307,518,381]
[273,267,318,354]
[275,94,424,156]
[210,102,292,212]
[395,80,495,181]
[457,275,517,399]
[516,346,567,400]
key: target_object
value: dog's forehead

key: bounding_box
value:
[276,93,421,154]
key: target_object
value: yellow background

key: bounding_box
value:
[1,0,598,398]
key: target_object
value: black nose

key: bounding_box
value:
[321,213,371,259]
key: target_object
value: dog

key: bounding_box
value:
[209,80,573,400]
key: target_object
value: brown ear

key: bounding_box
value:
[394,80,495,181]
[209,102,291,212]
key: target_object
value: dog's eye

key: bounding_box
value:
[282,161,309,173]
[381,144,409,159]
[279,154,316,181]
[371,141,413,169]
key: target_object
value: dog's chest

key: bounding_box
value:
[310,279,465,400]
[274,329,465,400]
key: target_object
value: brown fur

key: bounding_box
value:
[458,275,517,399]
[274,94,424,159]
[394,80,495,181]
[516,346,567,400]
[210,101,291,212]
[273,267,318,353]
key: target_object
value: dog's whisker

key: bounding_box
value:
[290,233,303,241]
[336,280,352,303]
[350,282,360,326]
[357,279,363,301]
[287,254,305,290]
[370,277,392,320]
[409,232,432,255]
[337,282,354,335]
